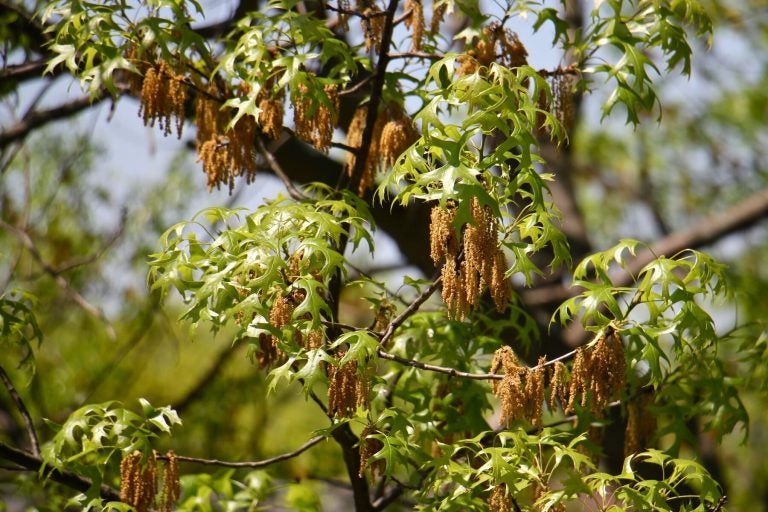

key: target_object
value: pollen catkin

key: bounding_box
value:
[359,425,384,477]
[120,451,157,512]
[361,6,385,53]
[160,451,180,512]
[404,0,424,51]
[488,484,513,512]
[431,0,446,33]
[123,43,149,96]
[566,331,626,415]
[490,249,511,312]
[328,352,368,417]
[566,346,590,414]
[588,330,626,413]
[624,392,656,457]
[259,97,284,140]
[338,0,351,31]
[139,60,187,139]
[524,357,546,427]
[456,23,528,76]
[548,361,569,412]
[379,106,418,167]
[345,106,385,195]
[269,294,294,344]
[429,204,458,265]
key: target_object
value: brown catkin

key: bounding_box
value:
[525,357,546,427]
[488,484,513,512]
[361,7,385,53]
[328,352,368,417]
[566,346,590,414]
[548,361,570,412]
[138,60,187,139]
[120,451,157,512]
[379,109,418,167]
[358,424,385,477]
[490,249,510,312]
[338,0,351,30]
[429,204,458,265]
[160,451,180,512]
[259,98,284,140]
[345,106,385,195]
[588,330,626,413]
[624,392,656,457]
[430,0,446,33]
[404,0,424,51]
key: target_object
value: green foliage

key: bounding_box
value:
[0,290,42,384]
[41,399,180,500]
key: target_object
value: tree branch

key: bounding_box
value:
[0,219,115,340]
[0,442,122,501]
[256,136,309,201]
[0,366,40,456]
[157,435,326,468]
[522,187,768,307]
[0,94,108,149]
[377,345,580,381]
[379,276,441,345]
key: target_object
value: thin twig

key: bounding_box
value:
[388,51,444,60]
[0,219,116,340]
[256,136,308,201]
[0,442,121,501]
[0,366,40,456]
[379,275,442,345]
[377,345,581,381]
[158,435,325,468]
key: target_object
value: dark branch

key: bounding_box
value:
[522,187,768,307]
[158,435,325,468]
[0,94,108,149]
[0,442,122,501]
[0,366,40,456]
[379,276,441,345]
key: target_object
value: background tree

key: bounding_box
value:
[1,0,768,510]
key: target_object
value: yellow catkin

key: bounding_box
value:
[430,0,446,33]
[548,361,570,412]
[429,204,458,265]
[160,451,180,512]
[456,23,528,77]
[138,60,187,139]
[525,357,546,427]
[490,249,510,312]
[361,7,385,53]
[345,106,385,195]
[379,109,418,167]
[259,98,284,140]
[488,484,513,512]
[588,330,626,413]
[404,0,424,51]
[328,352,368,417]
[624,392,656,457]
[338,0,351,31]
[566,346,590,414]
[440,256,469,320]
[359,425,384,477]
[120,451,157,512]
[123,43,149,96]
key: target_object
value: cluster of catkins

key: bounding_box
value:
[430,198,511,319]
[120,450,179,512]
[491,331,628,428]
